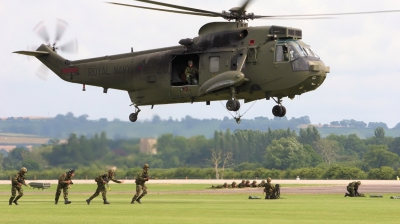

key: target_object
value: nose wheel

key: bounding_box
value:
[129,104,141,122]
[271,97,286,117]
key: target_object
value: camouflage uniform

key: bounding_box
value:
[185,62,198,85]
[245,180,251,187]
[55,169,75,205]
[230,181,237,188]
[237,180,246,188]
[250,181,258,188]
[211,182,228,189]
[264,178,275,199]
[131,164,150,204]
[9,167,28,205]
[258,180,266,188]
[86,169,122,204]
[345,181,361,197]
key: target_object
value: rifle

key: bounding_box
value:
[17,177,29,188]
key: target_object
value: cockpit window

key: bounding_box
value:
[275,45,289,62]
[303,45,320,58]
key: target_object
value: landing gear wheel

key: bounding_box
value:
[234,100,240,111]
[279,106,286,117]
[272,105,283,117]
[129,113,138,122]
[226,99,238,111]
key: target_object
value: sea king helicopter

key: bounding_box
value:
[13,0,400,123]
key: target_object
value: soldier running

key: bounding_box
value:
[9,167,29,205]
[131,164,150,204]
[55,168,75,205]
[86,169,124,205]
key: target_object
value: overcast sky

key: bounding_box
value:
[1,0,400,127]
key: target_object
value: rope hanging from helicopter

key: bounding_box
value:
[219,99,258,124]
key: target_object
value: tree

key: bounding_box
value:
[374,127,386,145]
[363,145,399,169]
[208,149,233,179]
[264,137,309,170]
[388,137,400,156]
[313,139,340,164]
[298,126,321,145]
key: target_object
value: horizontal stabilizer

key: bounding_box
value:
[13,50,49,57]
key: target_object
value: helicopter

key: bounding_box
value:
[13,0,400,124]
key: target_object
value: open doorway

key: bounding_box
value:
[171,54,200,86]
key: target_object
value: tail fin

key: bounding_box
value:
[14,44,71,81]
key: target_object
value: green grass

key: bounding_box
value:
[0,184,399,223]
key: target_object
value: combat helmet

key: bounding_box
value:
[356,181,361,185]
[143,164,150,169]
[67,168,75,175]
[261,180,266,183]
[108,169,116,173]
[188,60,193,65]
[253,180,257,183]
[20,167,28,173]
[232,181,236,185]
[267,177,272,182]
[241,179,245,183]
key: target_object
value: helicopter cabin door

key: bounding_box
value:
[170,54,200,86]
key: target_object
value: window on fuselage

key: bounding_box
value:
[275,45,289,62]
[209,57,220,73]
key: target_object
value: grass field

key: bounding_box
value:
[0,184,398,224]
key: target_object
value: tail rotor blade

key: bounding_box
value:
[59,38,78,54]
[33,21,50,44]
[55,18,69,44]
[35,64,49,81]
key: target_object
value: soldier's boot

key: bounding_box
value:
[13,195,22,205]
[55,199,58,205]
[86,199,91,205]
[131,195,138,204]
[344,193,350,197]
[9,197,15,205]
[64,199,71,204]
[103,199,110,204]
[136,195,145,204]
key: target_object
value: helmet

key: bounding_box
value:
[246,180,250,183]
[108,169,115,173]
[67,168,75,175]
[232,181,236,185]
[357,181,361,185]
[224,182,228,185]
[253,180,257,183]
[20,167,27,173]
[143,164,150,169]
[267,177,272,182]
[261,180,266,183]
[241,179,245,182]
[188,60,193,65]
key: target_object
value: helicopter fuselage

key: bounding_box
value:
[20,22,329,121]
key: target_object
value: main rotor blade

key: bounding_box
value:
[254,9,400,19]
[33,21,50,44]
[59,38,78,54]
[108,2,219,17]
[237,0,253,14]
[55,18,69,44]
[133,0,222,16]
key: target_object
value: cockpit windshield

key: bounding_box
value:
[275,40,320,71]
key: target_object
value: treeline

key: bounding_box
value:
[2,113,400,139]
[1,126,400,179]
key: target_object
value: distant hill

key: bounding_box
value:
[0,113,399,140]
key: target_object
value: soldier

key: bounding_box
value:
[211,182,228,189]
[237,180,246,188]
[185,60,198,85]
[264,177,275,199]
[258,180,266,188]
[250,180,258,188]
[86,169,124,205]
[245,180,251,187]
[55,168,75,205]
[230,181,237,188]
[9,167,28,205]
[345,181,361,197]
[131,164,150,204]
